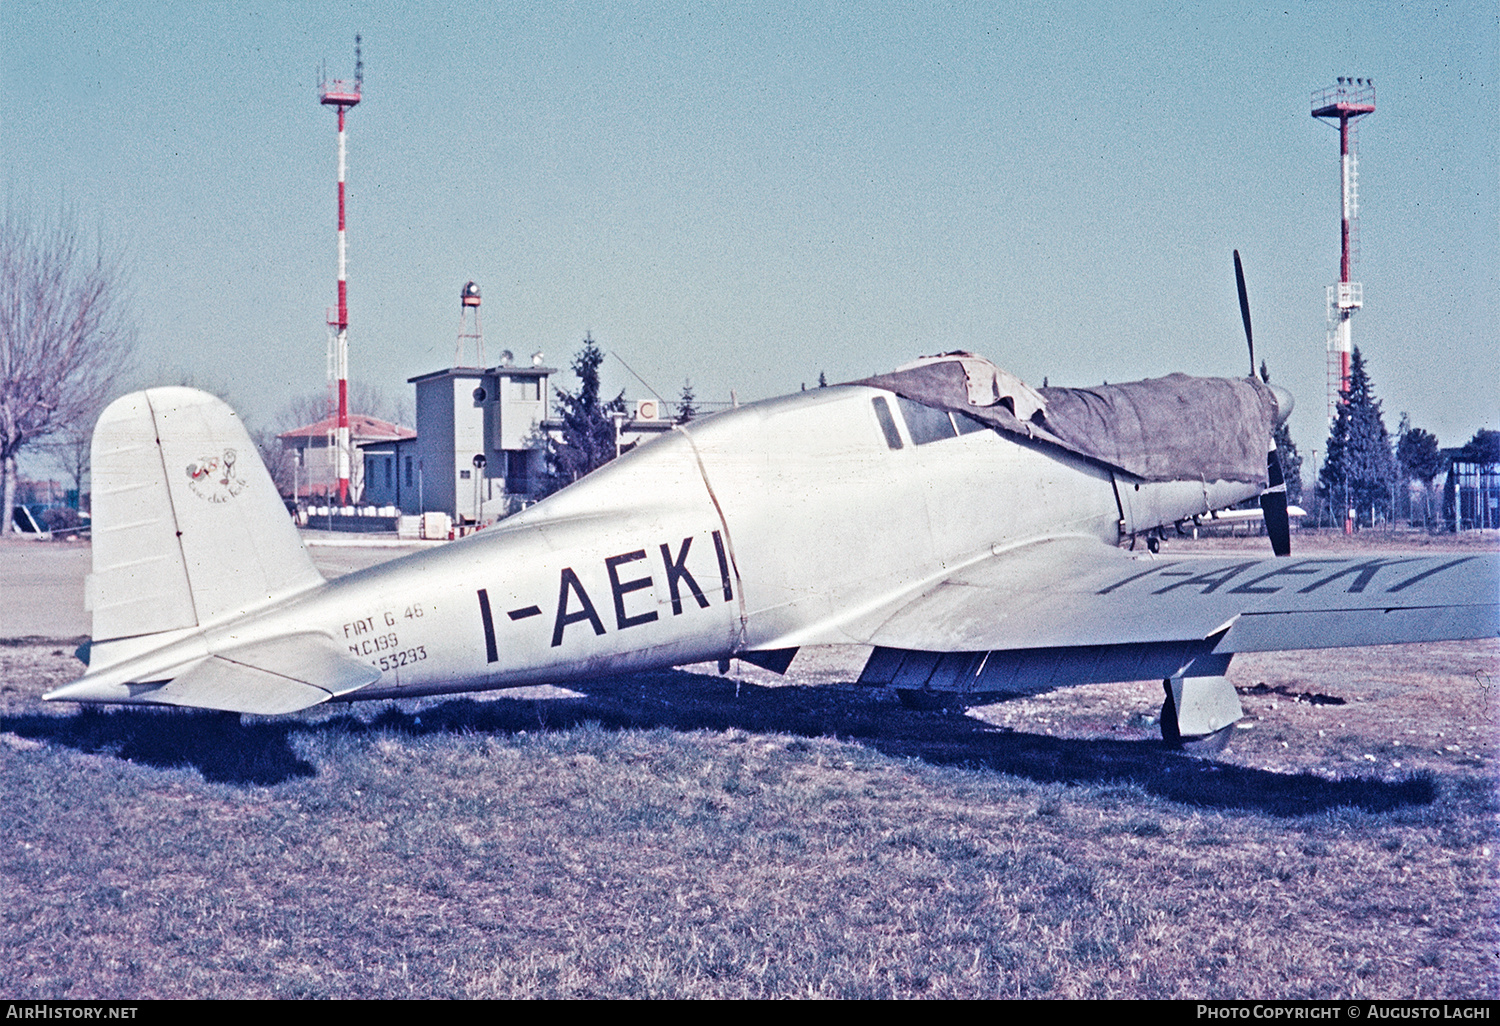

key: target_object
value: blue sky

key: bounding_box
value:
[3,1,1495,466]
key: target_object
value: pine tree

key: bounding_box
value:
[1318,347,1395,526]
[676,379,697,424]
[547,333,624,489]
[1458,428,1500,465]
[1446,429,1500,530]
[1397,425,1443,483]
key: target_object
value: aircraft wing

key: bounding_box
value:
[849,538,1499,694]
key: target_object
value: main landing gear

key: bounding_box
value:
[1160,675,1243,757]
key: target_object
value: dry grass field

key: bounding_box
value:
[0,532,1495,999]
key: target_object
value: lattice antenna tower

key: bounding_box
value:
[319,35,363,504]
[1311,77,1375,425]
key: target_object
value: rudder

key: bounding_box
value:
[87,388,323,658]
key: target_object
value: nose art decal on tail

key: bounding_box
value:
[185,448,246,503]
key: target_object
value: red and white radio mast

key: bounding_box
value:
[1311,77,1375,424]
[320,36,362,505]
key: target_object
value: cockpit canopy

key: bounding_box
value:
[856,352,1277,486]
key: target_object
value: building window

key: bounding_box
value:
[405,456,413,487]
[505,451,530,493]
[385,457,393,488]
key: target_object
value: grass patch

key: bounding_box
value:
[0,646,1495,998]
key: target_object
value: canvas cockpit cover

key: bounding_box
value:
[855,353,1276,485]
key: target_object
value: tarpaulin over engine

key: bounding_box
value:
[854,353,1276,486]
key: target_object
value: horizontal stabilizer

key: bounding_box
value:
[46,633,380,716]
[143,658,336,716]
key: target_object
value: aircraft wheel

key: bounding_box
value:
[1180,723,1236,758]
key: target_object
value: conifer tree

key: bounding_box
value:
[1445,429,1500,530]
[1458,428,1500,466]
[676,379,697,424]
[1318,346,1395,525]
[547,333,624,489]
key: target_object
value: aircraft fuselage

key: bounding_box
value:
[204,384,1260,703]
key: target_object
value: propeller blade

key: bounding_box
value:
[1234,249,1254,378]
[1261,446,1292,557]
[1234,250,1287,553]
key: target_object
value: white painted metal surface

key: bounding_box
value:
[46,372,1499,719]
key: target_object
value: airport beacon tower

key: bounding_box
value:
[456,281,484,367]
[1311,78,1375,425]
[320,37,363,504]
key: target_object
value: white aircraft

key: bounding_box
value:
[1191,504,1307,527]
[46,261,1499,750]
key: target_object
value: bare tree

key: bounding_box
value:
[38,420,92,509]
[266,382,412,502]
[277,381,411,433]
[0,208,134,533]
[251,424,299,498]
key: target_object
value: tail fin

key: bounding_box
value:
[86,388,323,662]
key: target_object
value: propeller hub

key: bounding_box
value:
[1267,384,1294,426]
